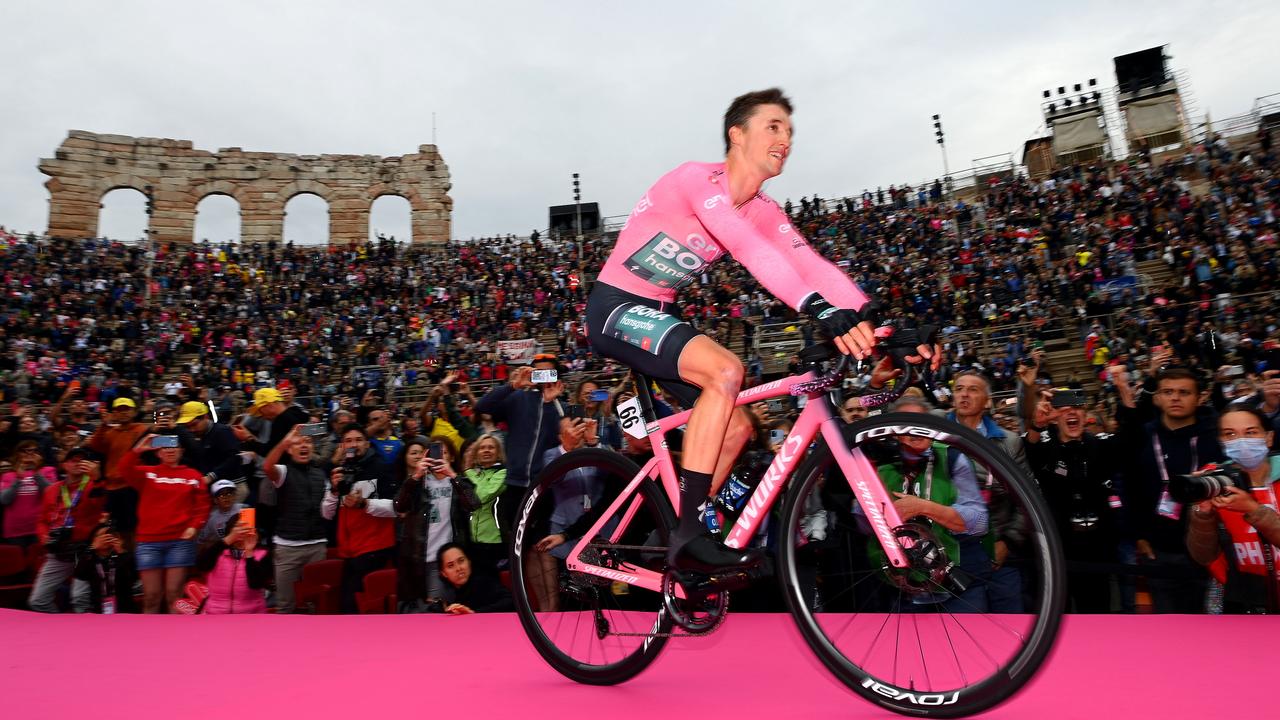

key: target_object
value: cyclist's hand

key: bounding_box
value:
[802,295,875,359]
[906,342,942,371]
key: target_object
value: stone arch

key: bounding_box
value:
[39,131,452,244]
[276,179,335,206]
[97,186,150,241]
[283,193,331,245]
[95,173,151,198]
[190,179,253,206]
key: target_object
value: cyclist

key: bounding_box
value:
[586,88,933,575]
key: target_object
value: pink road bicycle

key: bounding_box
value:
[511,338,1065,718]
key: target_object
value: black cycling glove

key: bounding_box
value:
[801,293,864,339]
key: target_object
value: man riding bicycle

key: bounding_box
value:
[586,88,934,575]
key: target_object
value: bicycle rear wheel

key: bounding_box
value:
[778,412,1065,717]
[511,448,676,685]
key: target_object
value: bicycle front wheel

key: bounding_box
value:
[511,448,677,685]
[778,412,1065,717]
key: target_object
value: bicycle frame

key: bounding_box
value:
[561,370,912,595]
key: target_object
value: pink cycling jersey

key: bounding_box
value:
[596,161,868,312]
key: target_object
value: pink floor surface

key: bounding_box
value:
[1,610,1273,719]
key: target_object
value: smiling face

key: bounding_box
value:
[729,103,793,180]
[1055,405,1087,441]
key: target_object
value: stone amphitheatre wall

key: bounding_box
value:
[39,130,452,245]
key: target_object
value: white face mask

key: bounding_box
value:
[1224,437,1270,470]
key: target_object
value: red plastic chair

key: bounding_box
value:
[0,544,33,609]
[294,559,343,614]
[355,568,398,614]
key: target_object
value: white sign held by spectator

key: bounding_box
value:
[497,338,538,364]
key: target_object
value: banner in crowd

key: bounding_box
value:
[1097,275,1139,299]
[497,338,538,364]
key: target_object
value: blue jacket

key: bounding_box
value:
[475,384,565,487]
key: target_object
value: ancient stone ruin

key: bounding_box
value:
[39,130,452,245]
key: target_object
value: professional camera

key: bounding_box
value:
[45,526,76,561]
[1169,463,1248,504]
[335,447,359,497]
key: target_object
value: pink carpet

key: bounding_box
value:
[1,610,1271,719]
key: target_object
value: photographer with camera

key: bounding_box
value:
[261,426,330,613]
[474,354,568,542]
[120,433,211,613]
[321,424,398,614]
[1023,385,1124,612]
[1114,358,1224,613]
[28,448,107,612]
[1186,407,1280,613]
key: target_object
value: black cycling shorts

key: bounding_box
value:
[585,282,702,408]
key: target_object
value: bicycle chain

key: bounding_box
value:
[576,541,729,638]
[604,596,730,639]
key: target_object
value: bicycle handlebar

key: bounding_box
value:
[793,325,941,410]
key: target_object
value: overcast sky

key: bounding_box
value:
[2,1,1277,244]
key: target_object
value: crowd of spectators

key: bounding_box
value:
[0,126,1277,615]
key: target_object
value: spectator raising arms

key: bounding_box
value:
[262,426,330,614]
[120,433,210,613]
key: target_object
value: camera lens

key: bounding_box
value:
[1169,469,1242,504]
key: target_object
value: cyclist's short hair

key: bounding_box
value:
[724,88,793,154]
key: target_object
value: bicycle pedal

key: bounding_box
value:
[672,569,750,595]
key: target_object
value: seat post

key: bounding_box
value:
[633,372,658,422]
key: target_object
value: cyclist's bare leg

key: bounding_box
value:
[711,409,755,493]
[677,336,742,477]
[666,335,763,571]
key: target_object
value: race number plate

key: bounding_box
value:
[616,396,648,439]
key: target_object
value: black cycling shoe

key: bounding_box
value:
[667,533,766,575]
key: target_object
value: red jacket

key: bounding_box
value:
[119,453,211,543]
[37,478,108,544]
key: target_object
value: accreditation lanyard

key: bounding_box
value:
[1151,434,1197,488]
[59,476,91,529]
[902,456,935,500]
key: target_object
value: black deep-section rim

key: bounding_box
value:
[778,412,1066,718]
[510,447,676,686]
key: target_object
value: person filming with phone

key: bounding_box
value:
[394,438,478,612]
[120,432,210,613]
[474,353,568,543]
[322,424,398,614]
[1023,385,1124,612]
